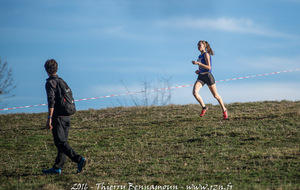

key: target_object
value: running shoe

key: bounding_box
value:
[223,110,228,120]
[199,108,208,117]
[42,167,61,175]
[77,157,86,173]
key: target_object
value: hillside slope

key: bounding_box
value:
[0,101,299,190]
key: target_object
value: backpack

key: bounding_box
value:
[56,78,76,116]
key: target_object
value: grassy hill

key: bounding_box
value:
[0,101,299,190]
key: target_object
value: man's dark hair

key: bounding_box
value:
[44,59,58,75]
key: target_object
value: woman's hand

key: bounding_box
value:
[192,61,199,65]
[195,70,200,74]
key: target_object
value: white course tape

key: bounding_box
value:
[1,68,299,112]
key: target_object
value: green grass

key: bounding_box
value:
[0,101,299,190]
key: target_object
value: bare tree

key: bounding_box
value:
[0,58,16,105]
[120,80,139,106]
[141,78,152,106]
[121,75,173,107]
[156,75,173,106]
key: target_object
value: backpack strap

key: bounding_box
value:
[54,77,68,94]
[51,77,67,104]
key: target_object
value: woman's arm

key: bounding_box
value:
[192,53,211,70]
[203,53,211,70]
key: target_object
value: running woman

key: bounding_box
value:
[192,40,228,120]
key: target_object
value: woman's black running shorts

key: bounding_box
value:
[196,72,215,85]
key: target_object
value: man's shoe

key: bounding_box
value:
[42,168,61,174]
[200,108,208,117]
[77,157,86,173]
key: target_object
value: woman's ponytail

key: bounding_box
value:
[206,42,214,56]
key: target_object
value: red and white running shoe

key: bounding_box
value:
[223,110,228,120]
[199,108,208,117]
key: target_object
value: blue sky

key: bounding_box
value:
[0,0,300,114]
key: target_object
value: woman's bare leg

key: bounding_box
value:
[208,84,226,112]
[193,81,206,108]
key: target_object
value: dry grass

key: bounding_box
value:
[0,101,299,189]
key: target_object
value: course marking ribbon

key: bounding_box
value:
[1,68,299,112]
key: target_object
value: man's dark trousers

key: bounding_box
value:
[52,116,82,169]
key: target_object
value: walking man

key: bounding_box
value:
[42,59,86,174]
